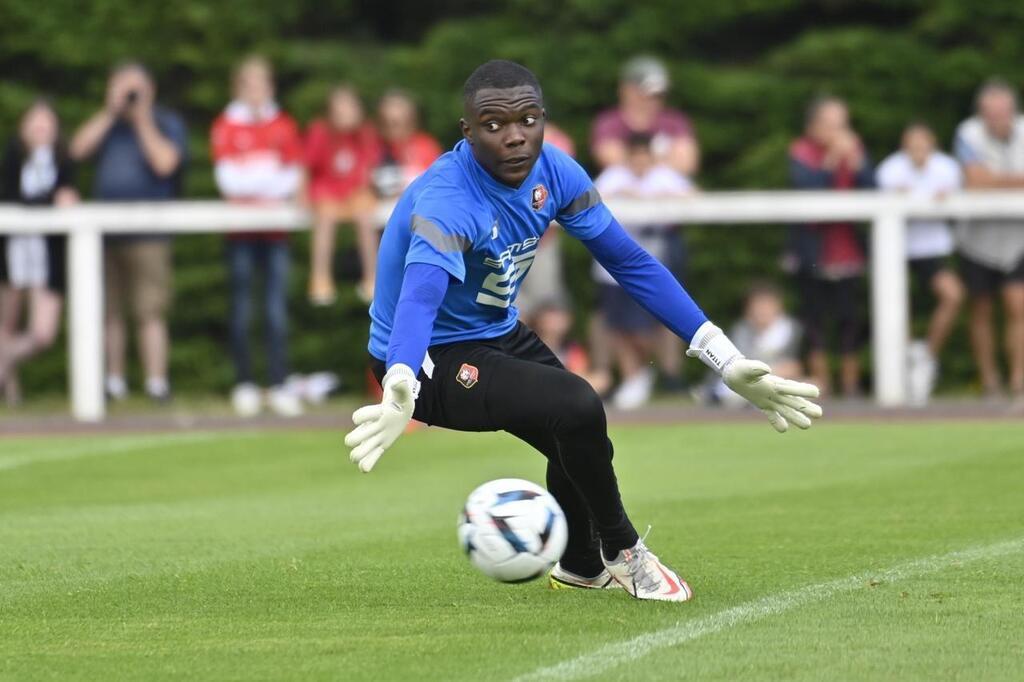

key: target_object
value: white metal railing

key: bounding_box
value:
[2,190,1023,421]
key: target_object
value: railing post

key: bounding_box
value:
[68,224,105,421]
[870,208,909,406]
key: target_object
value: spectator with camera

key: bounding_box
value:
[0,99,79,404]
[70,61,187,403]
[787,95,874,398]
[211,56,304,418]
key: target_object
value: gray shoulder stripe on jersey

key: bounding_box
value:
[562,187,602,216]
[411,215,471,253]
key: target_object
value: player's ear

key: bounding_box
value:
[459,117,472,145]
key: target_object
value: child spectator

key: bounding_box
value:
[211,56,304,417]
[703,283,804,407]
[877,122,965,405]
[787,95,874,398]
[0,99,78,403]
[593,132,692,410]
[371,89,442,198]
[69,60,187,403]
[305,85,381,305]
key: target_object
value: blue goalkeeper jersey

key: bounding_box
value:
[368,139,613,360]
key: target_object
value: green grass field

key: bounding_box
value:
[1,421,1022,681]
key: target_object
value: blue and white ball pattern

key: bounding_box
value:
[458,478,568,583]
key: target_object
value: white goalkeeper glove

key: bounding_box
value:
[343,363,419,472]
[687,322,822,433]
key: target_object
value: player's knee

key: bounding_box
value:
[554,374,606,433]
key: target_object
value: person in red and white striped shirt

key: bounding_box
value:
[210,55,304,418]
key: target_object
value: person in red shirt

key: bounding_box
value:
[590,55,699,177]
[787,96,875,397]
[305,85,381,305]
[371,89,442,199]
[211,55,304,418]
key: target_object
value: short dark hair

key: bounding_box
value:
[463,60,542,108]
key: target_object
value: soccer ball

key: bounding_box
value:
[458,478,568,583]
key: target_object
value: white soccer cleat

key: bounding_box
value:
[603,540,693,602]
[548,562,621,590]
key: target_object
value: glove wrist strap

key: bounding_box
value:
[686,322,743,375]
[383,363,421,400]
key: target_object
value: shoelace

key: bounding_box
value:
[624,526,662,593]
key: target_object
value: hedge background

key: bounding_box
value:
[3,0,1023,396]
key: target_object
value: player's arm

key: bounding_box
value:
[344,262,449,472]
[582,219,822,432]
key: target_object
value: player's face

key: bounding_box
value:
[461,85,545,187]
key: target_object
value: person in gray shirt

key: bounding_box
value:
[953,79,1024,404]
[70,61,187,403]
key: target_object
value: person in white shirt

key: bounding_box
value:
[953,79,1024,403]
[593,132,692,409]
[876,122,965,404]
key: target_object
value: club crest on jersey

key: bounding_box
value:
[456,363,479,389]
[531,184,548,211]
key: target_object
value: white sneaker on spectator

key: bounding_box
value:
[907,340,936,406]
[232,383,262,418]
[106,375,129,401]
[612,367,655,411]
[267,385,304,418]
[145,376,172,404]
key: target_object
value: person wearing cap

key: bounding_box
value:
[590,55,698,177]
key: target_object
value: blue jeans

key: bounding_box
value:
[227,239,290,386]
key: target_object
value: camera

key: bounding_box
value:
[125,90,139,106]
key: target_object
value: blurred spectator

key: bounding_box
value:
[877,122,965,405]
[593,133,692,410]
[70,61,187,402]
[517,120,577,327]
[702,282,804,407]
[591,55,698,177]
[371,89,442,198]
[953,78,1024,404]
[531,300,593,378]
[542,122,576,157]
[211,56,304,418]
[787,95,873,397]
[305,85,381,305]
[0,99,78,404]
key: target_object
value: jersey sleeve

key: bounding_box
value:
[405,183,477,283]
[551,147,613,240]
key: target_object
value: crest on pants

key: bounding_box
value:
[456,363,479,389]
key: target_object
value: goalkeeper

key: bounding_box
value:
[345,60,822,602]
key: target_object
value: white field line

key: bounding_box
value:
[515,537,1024,681]
[0,432,243,471]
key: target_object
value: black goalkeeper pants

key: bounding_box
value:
[370,322,638,577]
